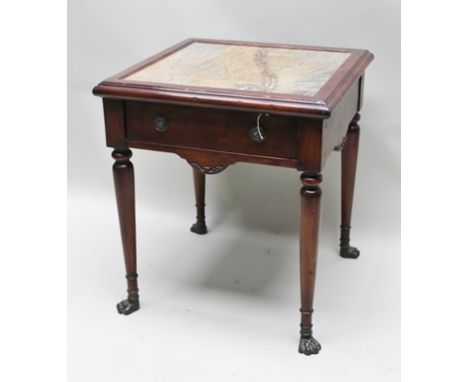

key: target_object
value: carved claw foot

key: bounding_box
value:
[190,221,208,235]
[340,245,360,259]
[116,297,140,315]
[298,336,322,355]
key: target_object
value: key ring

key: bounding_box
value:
[256,113,269,140]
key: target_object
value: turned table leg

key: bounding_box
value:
[190,168,208,234]
[112,148,140,315]
[340,113,361,259]
[298,173,322,355]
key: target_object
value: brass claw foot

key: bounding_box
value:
[340,245,360,259]
[298,336,322,355]
[190,221,208,235]
[116,296,140,315]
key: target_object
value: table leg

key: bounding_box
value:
[112,148,140,315]
[298,173,322,355]
[190,168,208,234]
[340,113,361,259]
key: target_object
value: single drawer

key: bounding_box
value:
[125,101,298,159]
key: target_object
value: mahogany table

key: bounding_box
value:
[93,38,373,355]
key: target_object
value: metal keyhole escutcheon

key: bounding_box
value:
[153,116,168,132]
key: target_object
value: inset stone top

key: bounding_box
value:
[93,39,373,117]
[125,42,350,97]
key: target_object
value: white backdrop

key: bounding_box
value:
[68,1,400,381]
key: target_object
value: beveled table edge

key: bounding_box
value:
[93,38,374,118]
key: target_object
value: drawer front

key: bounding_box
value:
[125,101,298,159]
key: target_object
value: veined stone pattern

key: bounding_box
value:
[126,42,350,97]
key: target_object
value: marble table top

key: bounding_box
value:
[125,42,351,97]
[94,39,373,116]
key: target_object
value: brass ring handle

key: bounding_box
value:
[153,116,168,132]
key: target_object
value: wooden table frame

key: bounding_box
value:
[93,38,373,355]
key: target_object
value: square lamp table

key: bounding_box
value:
[93,38,373,355]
